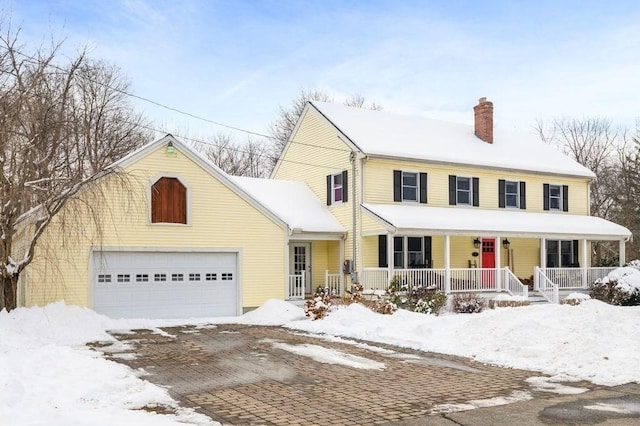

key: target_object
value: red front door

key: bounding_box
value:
[481,239,496,286]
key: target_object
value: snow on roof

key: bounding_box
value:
[310,101,595,179]
[231,176,345,234]
[362,203,631,239]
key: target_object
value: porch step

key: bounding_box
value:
[527,294,550,304]
[286,299,307,308]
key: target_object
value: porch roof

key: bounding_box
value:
[362,203,632,240]
[231,176,345,235]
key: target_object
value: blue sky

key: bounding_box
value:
[5,0,640,140]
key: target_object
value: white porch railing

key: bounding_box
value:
[586,267,616,286]
[503,267,528,298]
[449,268,498,293]
[535,267,559,303]
[545,267,617,289]
[287,274,305,300]
[361,268,389,292]
[324,271,343,296]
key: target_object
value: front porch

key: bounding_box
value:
[359,265,617,303]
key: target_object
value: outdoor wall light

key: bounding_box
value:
[166,141,176,154]
[473,238,481,249]
[502,238,511,249]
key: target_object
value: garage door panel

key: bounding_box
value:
[93,251,238,319]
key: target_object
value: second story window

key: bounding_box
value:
[499,180,526,209]
[326,171,348,206]
[402,172,418,201]
[544,183,568,212]
[393,170,427,203]
[332,173,343,203]
[449,175,479,206]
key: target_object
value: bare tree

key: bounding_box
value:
[200,134,270,178]
[268,89,381,169]
[0,24,148,310]
[536,117,631,263]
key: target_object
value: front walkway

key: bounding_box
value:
[100,324,547,425]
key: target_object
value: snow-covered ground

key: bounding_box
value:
[2,268,639,424]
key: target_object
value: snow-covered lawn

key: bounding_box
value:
[2,293,639,424]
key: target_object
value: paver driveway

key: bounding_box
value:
[100,323,539,425]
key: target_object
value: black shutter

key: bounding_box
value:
[562,185,569,212]
[342,170,348,202]
[423,236,432,268]
[472,177,479,207]
[393,170,402,202]
[543,184,550,211]
[519,181,526,209]
[378,235,388,267]
[419,172,427,204]
[498,179,505,208]
[572,240,579,266]
[448,175,456,205]
[326,175,332,206]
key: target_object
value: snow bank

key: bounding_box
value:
[0,302,215,425]
[285,300,640,386]
[238,299,306,325]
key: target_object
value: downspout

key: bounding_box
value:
[350,150,358,284]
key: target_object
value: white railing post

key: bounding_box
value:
[534,267,539,290]
[324,270,328,289]
[553,285,559,304]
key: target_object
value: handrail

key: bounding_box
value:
[503,267,528,298]
[535,267,559,303]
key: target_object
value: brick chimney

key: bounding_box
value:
[473,97,493,143]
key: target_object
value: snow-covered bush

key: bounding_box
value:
[590,263,640,306]
[304,286,336,320]
[561,292,591,306]
[386,276,446,315]
[413,291,447,315]
[452,293,486,314]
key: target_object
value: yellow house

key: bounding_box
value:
[18,135,344,318]
[272,98,631,303]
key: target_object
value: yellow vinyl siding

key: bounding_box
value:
[273,107,362,277]
[362,158,590,214]
[311,240,342,287]
[24,146,286,310]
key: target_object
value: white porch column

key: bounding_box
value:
[444,234,451,294]
[495,237,501,292]
[619,239,626,267]
[537,237,546,291]
[387,232,394,285]
[581,239,588,288]
[339,237,345,293]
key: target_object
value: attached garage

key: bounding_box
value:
[92,251,239,318]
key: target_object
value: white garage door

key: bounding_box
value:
[92,251,238,319]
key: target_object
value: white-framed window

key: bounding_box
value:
[393,236,425,269]
[332,173,343,204]
[327,171,347,206]
[546,240,578,267]
[505,181,519,208]
[456,176,472,205]
[548,184,562,210]
[402,172,418,202]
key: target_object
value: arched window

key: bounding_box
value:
[151,177,187,224]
